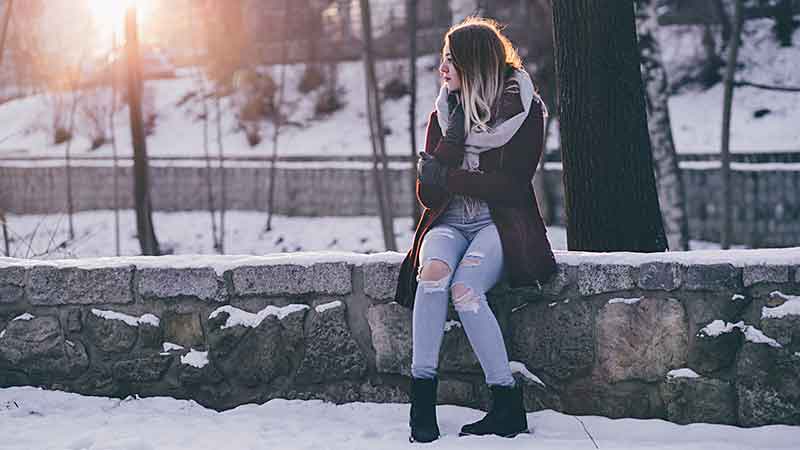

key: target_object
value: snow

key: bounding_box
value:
[742,326,783,348]
[11,313,35,322]
[607,297,643,305]
[510,361,546,387]
[444,320,462,332]
[2,386,800,450]
[180,350,209,369]
[315,300,343,313]
[699,320,782,348]
[208,304,309,329]
[162,342,184,352]
[700,320,741,337]
[0,209,745,267]
[763,291,800,319]
[667,368,701,379]
[1,21,798,163]
[90,309,160,327]
[732,294,746,302]
[0,330,5,339]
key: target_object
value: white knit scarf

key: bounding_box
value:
[434,67,545,217]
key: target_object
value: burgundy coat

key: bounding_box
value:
[394,90,557,309]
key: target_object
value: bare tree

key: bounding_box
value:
[407,0,421,225]
[266,0,292,232]
[552,0,667,252]
[359,0,396,251]
[720,0,745,249]
[0,0,12,255]
[187,1,219,252]
[109,30,121,256]
[126,5,160,255]
[636,0,690,250]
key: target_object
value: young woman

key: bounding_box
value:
[394,17,558,443]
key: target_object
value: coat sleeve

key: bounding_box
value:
[416,111,453,210]
[443,98,545,207]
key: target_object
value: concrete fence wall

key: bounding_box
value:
[2,162,800,246]
[1,250,799,426]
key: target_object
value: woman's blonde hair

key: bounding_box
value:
[443,16,523,135]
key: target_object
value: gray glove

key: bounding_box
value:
[417,152,448,188]
[443,92,466,146]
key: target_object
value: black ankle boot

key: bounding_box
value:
[459,384,529,438]
[409,377,440,443]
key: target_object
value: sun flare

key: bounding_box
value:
[87,0,154,32]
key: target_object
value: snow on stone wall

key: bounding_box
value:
[1,250,799,426]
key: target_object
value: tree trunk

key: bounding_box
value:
[359,0,396,251]
[215,92,226,254]
[407,0,421,226]
[552,0,667,252]
[720,0,744,250]
[1,0,13,256]
[266,0,291,232]
[126,6,160,256]
[189,1,218,250]
[110,31,121,256]
[636,0,690,251]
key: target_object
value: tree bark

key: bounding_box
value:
[407,0,421,226]
[552,0,667,252]
[636,0,690,250]
[110,31,121,256]
[266,0,292,232]
[359,0,396,251]
[1,0,13,256]
[720,0,744,250]
[126,6,160,256]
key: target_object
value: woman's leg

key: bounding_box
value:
[449,224,515,387]
[411,224,469,380]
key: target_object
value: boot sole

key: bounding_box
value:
[458,428,530,438]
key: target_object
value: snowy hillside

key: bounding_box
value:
[0,20,797,159]
[1,387,799,450]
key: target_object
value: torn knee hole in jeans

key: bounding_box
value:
[416,258,451,293]
[451,283,484,313]
[459,252,484,268]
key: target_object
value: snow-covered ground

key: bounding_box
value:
[1,387,798,450]
[0,20,797,160]
[2,209,732,259]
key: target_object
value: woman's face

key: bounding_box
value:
[439,43,462,92]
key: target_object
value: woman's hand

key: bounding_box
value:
[417,152,449,189]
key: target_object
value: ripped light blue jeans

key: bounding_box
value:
[411,197,515,387]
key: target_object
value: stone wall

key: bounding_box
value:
[1,250,799,426]
[2,161,800,246]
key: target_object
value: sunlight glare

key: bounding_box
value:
[87,0,154,32]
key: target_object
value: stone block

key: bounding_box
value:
[85,310,139,353]
[684,264,741,291]
[577,263,636,296]
[660,376,737,425]
[638,262,682,291]
[27,265,134,305]
[0,315,88,380]
[112,355,173,383]
[296,301,367,384]
[163,312,205,348]
[137,267,224,301]
[229,262,351,297]
[743,265,790,287]
[362,262,401,301]
[597,297,688,383]
[510,298,594,380]
[366,303,412,376]
[0,266,25,304]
